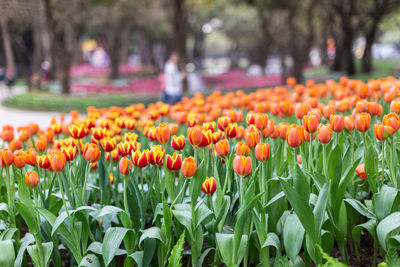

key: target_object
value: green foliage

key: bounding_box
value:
[167,231,185,267]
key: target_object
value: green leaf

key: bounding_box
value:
[14,233,35,267]
[195,202,213,228]
[139,227,165,245]
[97,205,131,229]
[15,202,38,234]
[293,164,310,198]
[344,199,377,220]
[352,219,377,248]
[0,240,15,267]
[327,145,342,184]
[377,212,400,251]
[314,183,330,237]
[102,227,131,266]
[143,238,156,267]
[79,254,101,267]
[280,179,317,242]
[283,213,305,262]
[216,233,248,266]
[373,185,398,220]
[125,251,143,266]
[261,232,281,256]
[172,204,193,236]
[167,231,185,267]
[27,242,53,267]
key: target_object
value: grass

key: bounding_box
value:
[3,92,159,113]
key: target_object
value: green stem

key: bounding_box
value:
[123,175,129,215]
[171,178,188,209]
[81,162,90,205]
[33,188,45,267]
[322,145,328,178]
[5,167,15,227]
[221,161,229,196]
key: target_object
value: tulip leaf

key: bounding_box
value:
[261,232,281,256]
[264,191,285,209]
[139,227,165,245]
[15,202,39,235]
[280,179,317,242]
[344,199,377,220]
[14,233,35,267]
[194,202,213,228]
[167,231,185,267]
[0,228,18,241]
[365,145,378,193]
[0,240,15,267]
[328,145,342,184]
[102,227,132,266]
[283,213,304,262]
[126,251,144,267]
[78,254,101,267]
[314,183,330,238]
[292,164,310,199]
[216,233,248,266]
[377,212,400,251]
[27,242,53,267]
[352,219,377,247]
[373,185,398,220]
[97,205,132,229]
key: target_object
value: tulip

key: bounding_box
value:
[297,154,302,164]
[90,162,98,170]
[278,123,290,140]
[117,141,137,156]
[171,135,186,151]
[109,173,114,184]
[125,119,136,130]
[106,149,120,162]
[390,100,400,114]
[383,113,400,132]
[83,144,101,162]
[25,171,39,187]
[22,149,38,166]
[119,157,132,175]
[203,122,216,133]
[13,151,25,168]
[236,126,245,139]
[1,129,14,142]
[211,132,222,144]
[187,126,203,146]
[49,152,66,172]
[0,148,14,168]
[303,113,319,133]
[101,137,116,152]
[254,113,268,130]
[166,153,182,171]
[255,142,270,162]
[317,124,332,144]
[367,102,380,116]
[92,127,106,140]
[286,124,304,148]
[215,139,230,158]
[217,116,231,131]
[68,124,88,139]
[344,115,355,132]
[146,127,157,141]
[156,123,171,144]
[286,77,296,87]
[244,127,260,148]
[235,141,250,156]
[150,145,165,166]
[60,146,77,161]
[201,177,217,195]
[132,149,150,168]
[356,164,367,180]
[51,123,62,135]
[294,103,309,119]
[355,113,371,132]
[233,155,252,177]
[330,114,345,133]
[37,155,51,169]
[246,113,256,126]
[374,123,395,141]
[181,157,197,178]
[226,123,237,138]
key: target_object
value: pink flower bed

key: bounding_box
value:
[70,64,141,77]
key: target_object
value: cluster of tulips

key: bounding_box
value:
[2,76,400,267]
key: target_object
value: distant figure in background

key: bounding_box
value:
[5,68,15,93]
[163,52,185,104]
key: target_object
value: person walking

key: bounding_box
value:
[163,52,185,104]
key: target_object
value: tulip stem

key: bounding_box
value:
[382,142,385,183]
[309,135,313,172]
[81,162,90,205]
[322,145,328,178]
[123,175,129,215]
[392,135,398,188]
[221,161,229,196]
[171,178,188,209]
[5,167,15,227]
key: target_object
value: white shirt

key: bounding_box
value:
[164,61,183,95]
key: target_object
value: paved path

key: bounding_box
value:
[0,85,62,129]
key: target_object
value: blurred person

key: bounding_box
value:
[162,52,185,104]
[5,68,15,93]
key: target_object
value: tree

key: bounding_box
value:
[0,1,16,75]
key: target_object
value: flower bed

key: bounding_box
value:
[1,76,400,266]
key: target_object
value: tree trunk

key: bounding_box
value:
[361,19,379,73]
[120,24,131,64]
[171,0,187,66]
[332,40,343,72]
[279,48,287,84]
[342,30,355,75]
[192,30,204,68]
[0,17,16,74]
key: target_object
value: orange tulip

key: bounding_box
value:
[92,127,106,140]
[0,148,14,168]
[166,153,182,171]
[277,122,290,140]
[51,123,62,135]
[226,123,237,138]
[390,100,400,114]
[203,122,216,133]
[1,129,14,142]
[217,116,231,131]
[255,142,270,161]
[233,155,252,177]
[171,135,186,151]
[254,113,268,130]
[355,113,371,132]
[198,130,212,148]
[156,123,171,144]
[68,124,88,139]
[187,126,203,146]
[374,123,395,141]
[13,151,25,168]
[211,132,222,144]
[215,139,230,157]
[119,156,132,175]
[132,149,150,168]
[367,102,380,116]
[244,126,260,148]
[149,145,165,166]
[286,77,296,87]
[181,157,197,178]
[101,137,116,152]
[262,119,275,138]
[235,141,250,156]
[344,115,355,132]
[294,103,309,119]
[236,126,245,139]
[83,144,101,162]
[317,124,332,144]
[34,137,47,152]
[37,155,51,169]
[356,164,367,180]
[303,113,319,133]
[22,149,38,166]
[330,114,345,133]
[286,124,304,148]
[49,152,66,171]
[25,171,39,187]
[383,113,400,132]
[117,141,137,156]
[201,177,217,195]
[246,113,256,126]
[61,146,77,161]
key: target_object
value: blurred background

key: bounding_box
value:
[1,0,400,113]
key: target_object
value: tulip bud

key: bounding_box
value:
[119,156,132,175]
[132,149,150,168]
[235,141,250,156]
[166,153,182,171]
[83,144,101,162]
[0,148,14,168]
[330,114,345,133]
[254,113,268,130]
[374,123,395,141]
[49,152,66,172]
[156,123,171,144]
[303,113,319,133]
[383,113,400,132]
[34,137,47,152]
[317,124,332,144]
[278,123,290,140]
[344,115,355,132]
[201,177,216,195]
[25,171,39,187]
[13,151,26,169]
[286,124,304,148]
[255,142,270,162]
[244,126,260,149]
[233,155,252,177]
[356,164,367,180]
[181,157,197,178]
[215,139,230,158]
[355,113,371,133]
